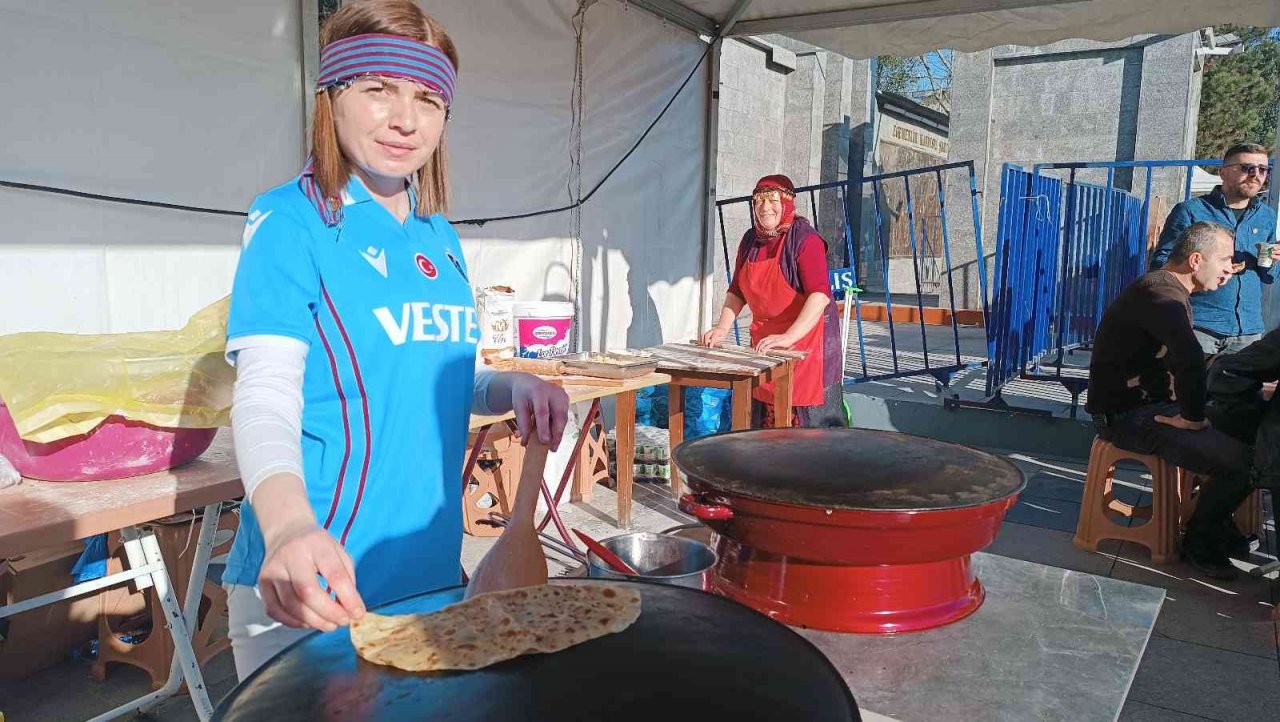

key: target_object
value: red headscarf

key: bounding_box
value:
[752,174,797,240]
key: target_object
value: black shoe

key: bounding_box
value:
[1179,530,1240,580]
[1212,517,1251,561]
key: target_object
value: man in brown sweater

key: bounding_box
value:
[1087,222,1253,579]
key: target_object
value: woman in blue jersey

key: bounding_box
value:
[223,0,568,679]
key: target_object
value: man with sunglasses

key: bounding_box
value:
[1153,143,1277,357]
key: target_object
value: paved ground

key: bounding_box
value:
[841,319,1093,416]
[3,452,1275,722]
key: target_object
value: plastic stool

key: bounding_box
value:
[1073,438,1182,564]
[92,507,237,689]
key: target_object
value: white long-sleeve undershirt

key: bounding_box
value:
[228,336,496,502]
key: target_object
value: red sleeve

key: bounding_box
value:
[797,234,832,297]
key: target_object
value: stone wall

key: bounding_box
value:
[947,33,1203,308]
[712,37,873,308]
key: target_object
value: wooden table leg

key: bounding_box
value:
[667,383,686,500]
[615,391,637,529]
[571,401,604,503]
[774,361,794,428]
[731,379,753,430]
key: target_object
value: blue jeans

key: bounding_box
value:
[1194,329,1261,357]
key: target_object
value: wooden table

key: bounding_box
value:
[0,436,243,722]
[466,372,671,534]
[646,343,796,498]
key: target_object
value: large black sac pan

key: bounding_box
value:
[213,579,861,722]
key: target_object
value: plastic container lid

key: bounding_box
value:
[512,301,575,318]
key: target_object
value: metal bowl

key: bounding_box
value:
[586,532,716,589]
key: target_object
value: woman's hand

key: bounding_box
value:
[258,518,365,631]
[251,473,364,631]
[503,372,570,450]
[755,333,797,353]
[700,326,730,348]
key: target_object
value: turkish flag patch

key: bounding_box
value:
[414,253,438,279]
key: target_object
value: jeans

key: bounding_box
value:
[1194,329,1261,357]
[1095,402,1254,530]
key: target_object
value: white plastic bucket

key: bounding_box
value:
[513,301,574,359]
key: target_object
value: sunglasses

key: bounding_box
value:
[1224,162,1272,177]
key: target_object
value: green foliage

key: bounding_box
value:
[876,57,918,96]
[1196,26,1279,159]
[875,52,954,114]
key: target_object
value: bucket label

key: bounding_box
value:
[516,316,571,358]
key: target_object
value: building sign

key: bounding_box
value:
[881,117,950,157]
[829,267,861,300]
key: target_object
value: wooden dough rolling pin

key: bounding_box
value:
[488,357,566,376]
[465,437,551,599]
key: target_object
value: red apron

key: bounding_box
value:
[736,245,826,407]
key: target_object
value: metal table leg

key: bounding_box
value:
[0,503,222,721]
[93,503,220,722]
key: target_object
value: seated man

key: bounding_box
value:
[1206,331,1280,559]
[1086,221,1253,579]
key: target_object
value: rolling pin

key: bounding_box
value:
[512,358,566,375]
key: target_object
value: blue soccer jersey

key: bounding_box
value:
[224,173,478,607]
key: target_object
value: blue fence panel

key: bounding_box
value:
[985,165,1064,396]
[1051,180,1146,356]
[714,160,988,388]
[986,159,1188,403]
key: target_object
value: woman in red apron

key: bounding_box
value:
[701,175,846,428]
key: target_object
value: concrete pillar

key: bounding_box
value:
[945,48,995,310]
[782,50,822,188]
[1134,33,1200,205]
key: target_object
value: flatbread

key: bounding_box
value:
[349,583,642,672]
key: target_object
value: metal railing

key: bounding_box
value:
[986,164,1064,397]
[715,160,988,387]
[985,159,1220,411]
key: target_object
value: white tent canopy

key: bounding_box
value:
[645,0,1280,56]
[2,0,1277,343]
[1190,166,1221,197]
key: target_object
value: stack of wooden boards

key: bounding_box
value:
[483,357,631,387]
[646,342,805,375]
[486,343,804,385]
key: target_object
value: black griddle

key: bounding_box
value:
[675,427,1026,511]
[213,579,861,722]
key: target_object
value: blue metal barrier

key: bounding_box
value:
[985,165,1064,397]
[714,160,987,388]
[985,159,1214,411]
[1034,158,1223,253]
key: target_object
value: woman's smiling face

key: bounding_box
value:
[331,75,448,195]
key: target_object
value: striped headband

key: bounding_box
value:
[316,33,456,108]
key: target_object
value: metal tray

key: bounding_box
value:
[560,350,659,379]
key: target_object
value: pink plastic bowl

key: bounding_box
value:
[0,402,216,482]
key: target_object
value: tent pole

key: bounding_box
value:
[699,37,723,336]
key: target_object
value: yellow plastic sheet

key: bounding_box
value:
[0,297,234,444]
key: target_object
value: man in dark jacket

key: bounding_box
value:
[1087,222,1253,579]
[1152,143,1278,355]
[1206,333,1280,565]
